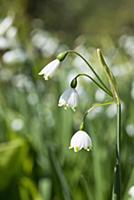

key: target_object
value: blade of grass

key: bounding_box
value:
[48,147,72,200]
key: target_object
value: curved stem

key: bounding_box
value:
[67,50,113,97]
[73,73,112,96]
[112,102,121,200]
[80,101,114,130]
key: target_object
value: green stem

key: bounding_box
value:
[67,50,113,97]
[112,102,121,200]
[73,73,112,96]
[80,101,114,130]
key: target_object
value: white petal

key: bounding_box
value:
[69,130,92,152]
[129,186,134,198]
[58,97,66,107]
[67,89,79,108]
[58,88,79,110]
[38,59,60,78]
[58,88,72,107]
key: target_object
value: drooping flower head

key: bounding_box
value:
[38,59,60,80]
[58,88,79,111]
[38,51,68,80]
[69,130,92,152]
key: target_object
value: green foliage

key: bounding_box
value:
[0,1,134,200]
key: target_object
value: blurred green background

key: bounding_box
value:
[0,0,134,200]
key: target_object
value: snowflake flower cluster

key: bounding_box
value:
[39,53,92,152]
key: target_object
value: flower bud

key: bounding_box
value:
[70,78,77,88]
[57,51,68,62]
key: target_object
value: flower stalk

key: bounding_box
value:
[82,101,114,126]
[97,49,121,200]
[112,102,121,200]
[65,50,113,97]
[39,48,122,199]
[71,73,112,96]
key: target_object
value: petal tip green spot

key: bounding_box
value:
[74,146,79,152]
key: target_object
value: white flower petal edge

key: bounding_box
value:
[58,88,79,111]
[69,130,92,152]
[38,59,60,80]
[128,186,134,198]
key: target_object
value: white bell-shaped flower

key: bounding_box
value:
[128,186,134,199]
[38,59,60,80]
[69,130,92,152]
[58,88,79,111]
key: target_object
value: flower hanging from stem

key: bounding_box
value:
[38,59,60,80]
[58,87,79,111]
[69,130,92,152]
[38,48,122,200]
[39,51,68,80]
